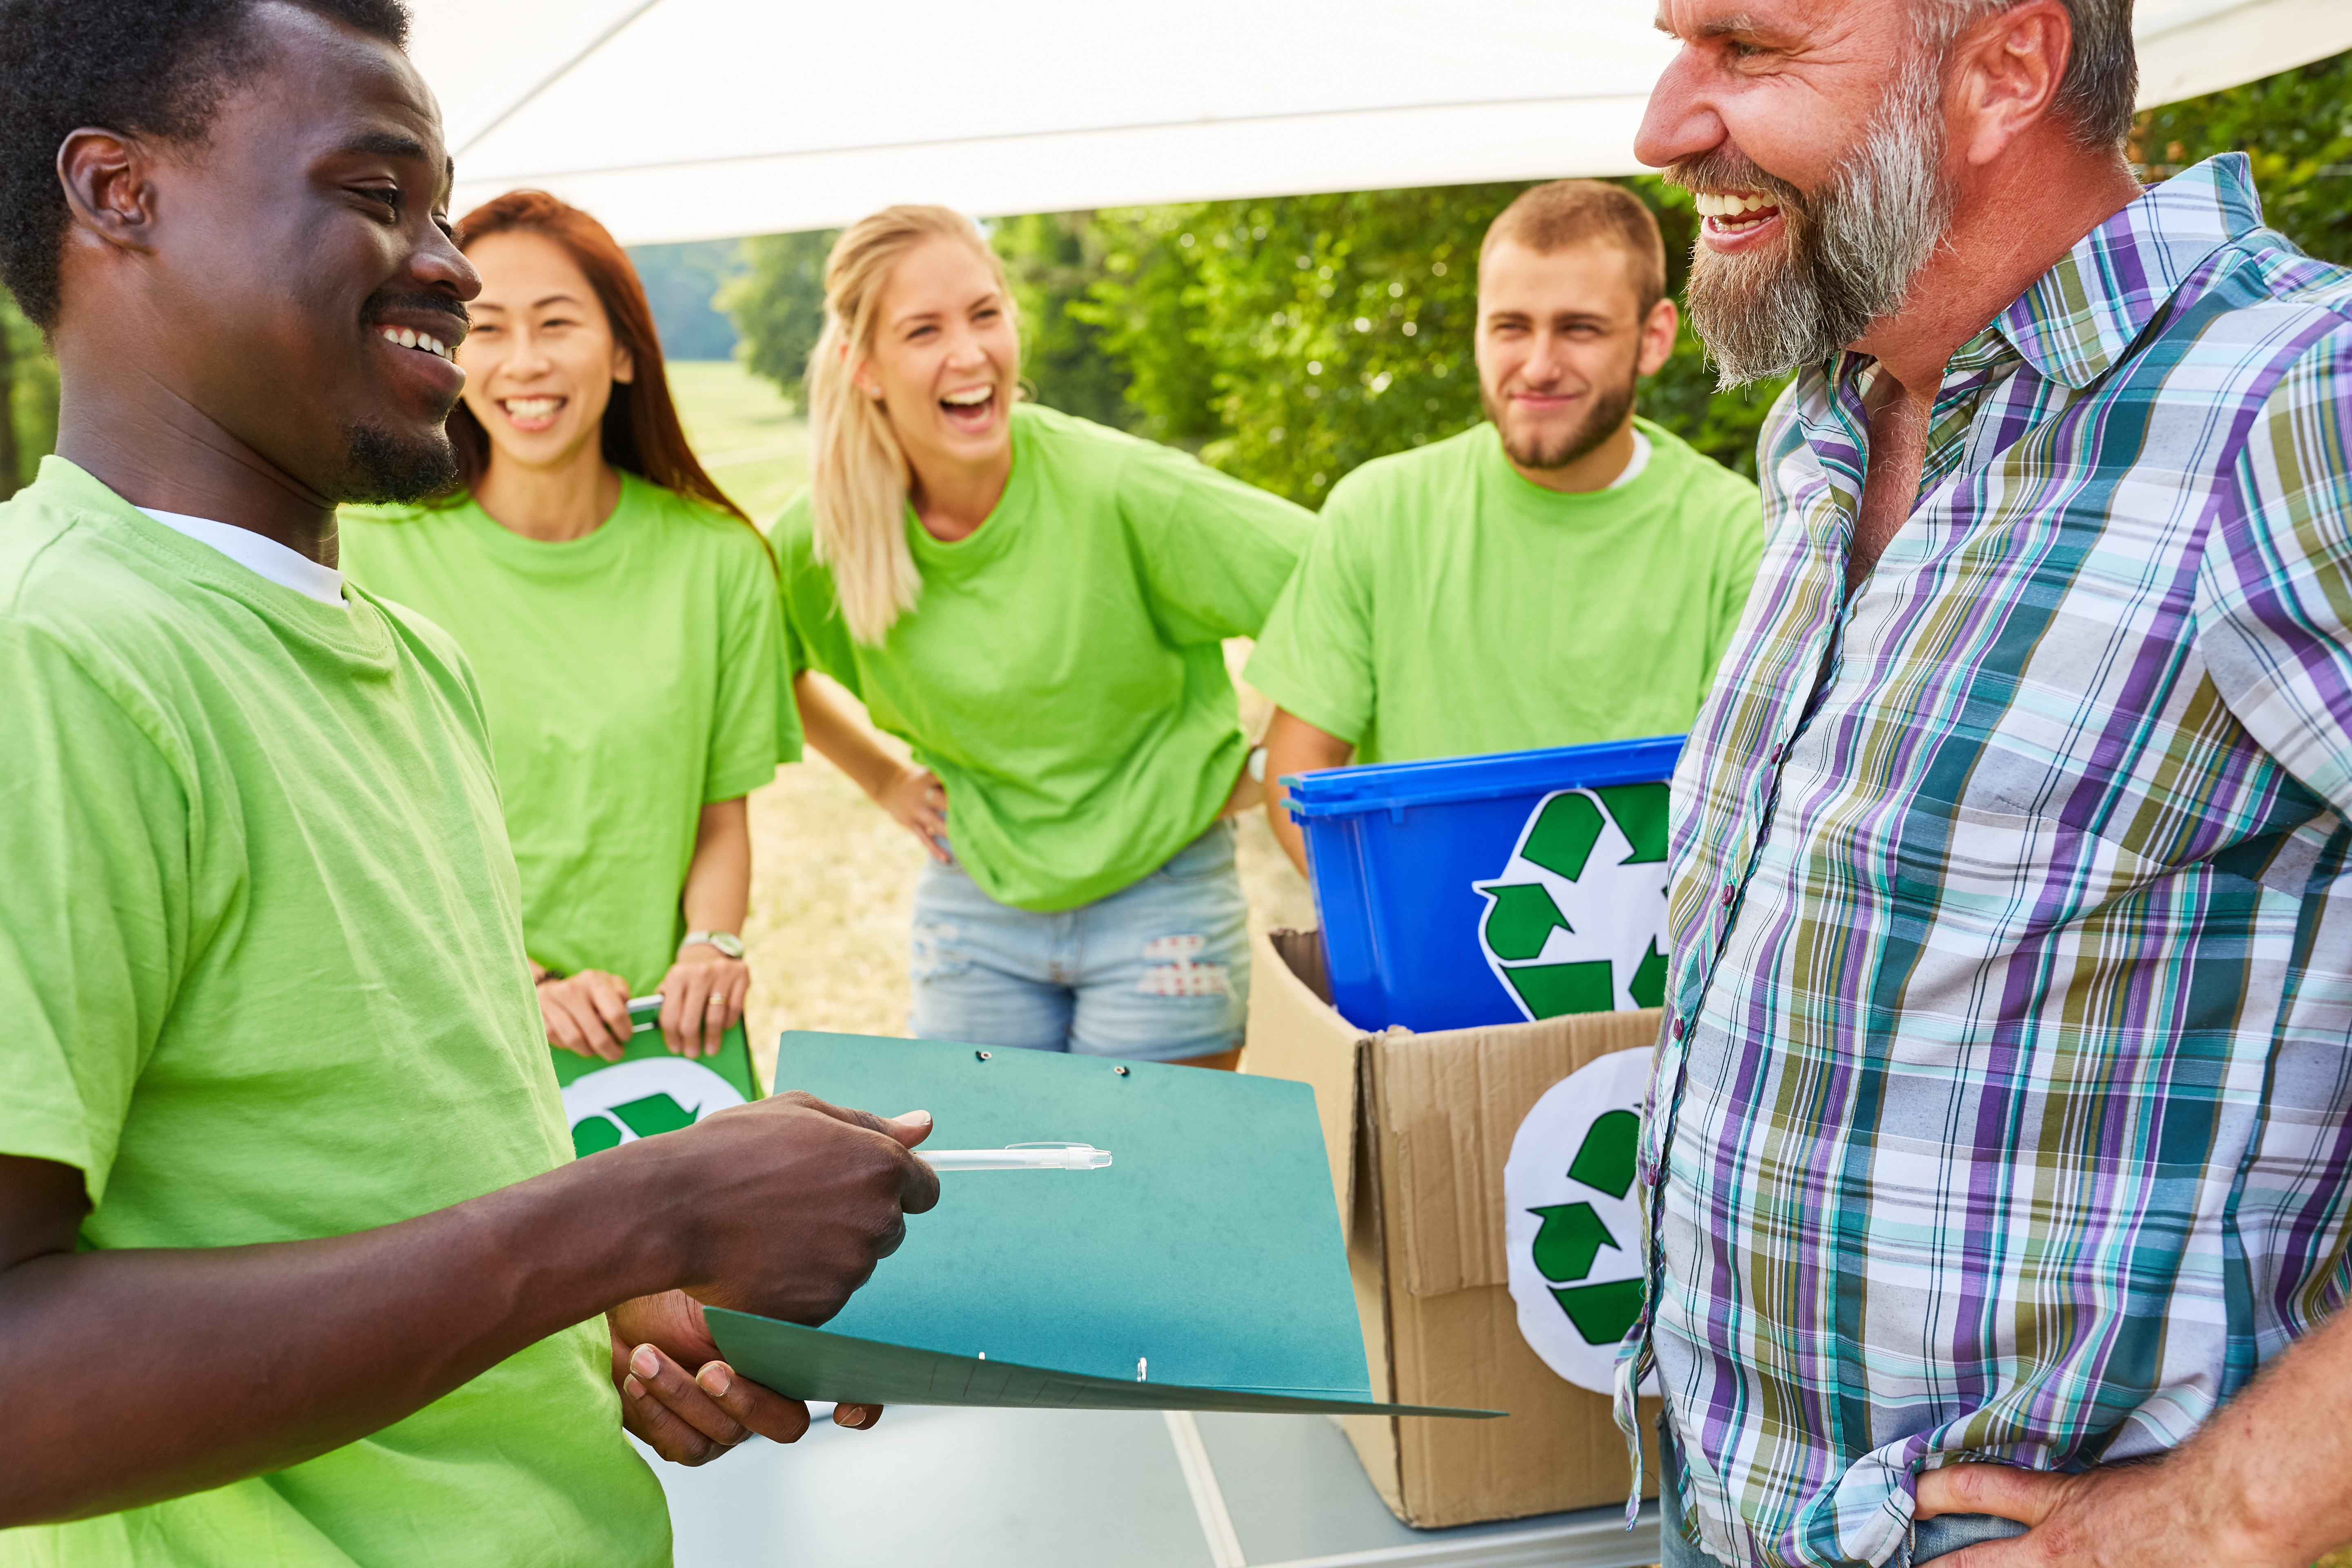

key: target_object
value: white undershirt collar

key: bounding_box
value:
[1608,428,1653,490]
[137,508,346,608]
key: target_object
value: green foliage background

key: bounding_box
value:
[721,49,2351,510]
[1059,179,1788,505]
[2,293,58,499]
[717,229,838,403]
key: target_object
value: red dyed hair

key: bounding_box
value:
[443,190,765,555]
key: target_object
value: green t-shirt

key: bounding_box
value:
[342,474,790,992]
[1244,419,1764,764]
[779,403,1312,911]
[0,460,669,1568]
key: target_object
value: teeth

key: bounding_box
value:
[940,387,992,406]
[379,326,454,361]
[505,397,560,419]
[1694,191,1778,218]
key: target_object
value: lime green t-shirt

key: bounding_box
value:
[1243,418,1764,764]
[0,461,668,1566]
[342,473,790,992]
[779,403,1312,912]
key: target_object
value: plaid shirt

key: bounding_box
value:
[1615,155,2352,1568]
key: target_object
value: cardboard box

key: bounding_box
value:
[1242,927,1662,1529]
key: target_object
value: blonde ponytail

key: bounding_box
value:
[806,205,1013,646]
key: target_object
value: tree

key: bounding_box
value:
[991,212,1133,430]
[719,228,837,401]
[2134,48,2350,264]
[1057,180,1787,506]
[716,49,2350,499]
[1077,187,1510,505]
[1,294,58,500]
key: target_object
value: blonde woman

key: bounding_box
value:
[780,205,1312,1066]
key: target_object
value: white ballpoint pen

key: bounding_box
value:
[922,1143,1113,1172]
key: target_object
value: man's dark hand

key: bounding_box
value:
[597,1092,934,1463]
[606,1290,889,1465]
[616,1092,938,1325]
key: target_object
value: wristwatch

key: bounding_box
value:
[678,931,745,960]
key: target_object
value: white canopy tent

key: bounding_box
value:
[412,0,2352,246]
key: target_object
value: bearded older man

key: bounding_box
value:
[1621,0,2352,1565]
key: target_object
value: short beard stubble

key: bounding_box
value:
[1483,365,1640,474]
[1672,55,1953,387]
[339,420,459,504]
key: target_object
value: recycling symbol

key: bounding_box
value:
[1502,1047,1657,1395]
[560,1057,746,1160]
[1473,784,1670,1022]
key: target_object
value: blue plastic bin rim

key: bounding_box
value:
[1281,734,1686,819]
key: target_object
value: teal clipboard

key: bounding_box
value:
[550,998,760,1159]
[704,1032,1499,1419]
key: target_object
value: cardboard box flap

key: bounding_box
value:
[1374,1007,1663,1298]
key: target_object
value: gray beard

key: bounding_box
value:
[1677,57,1953,387]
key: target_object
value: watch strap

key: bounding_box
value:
[679,930,745,960]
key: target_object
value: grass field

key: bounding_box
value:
[664,359,1314,1078]
[667,359,809,526]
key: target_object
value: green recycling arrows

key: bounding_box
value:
[1530,1106,1644,1347]
[1505,1050,1657,1396]
[1472,785,1672,1021]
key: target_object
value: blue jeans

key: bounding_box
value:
[908,822,1250,1062]
[1659,1420,2027,1566]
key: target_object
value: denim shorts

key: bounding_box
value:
[907,822,1251,1063]
[1659,1419,2028,1566]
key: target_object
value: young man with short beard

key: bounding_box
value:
[0,1,940,1561]
[1628,0,2352,1564]
[1250,180,1763,875]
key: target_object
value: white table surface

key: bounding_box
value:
[648,1403,1661,1568]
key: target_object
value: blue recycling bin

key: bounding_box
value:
[1282,735,1685,1033]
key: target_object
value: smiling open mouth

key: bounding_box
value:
[376,324,454,361]
[1694,191,1784,234]
[500,396,564,424]
[940,385,995,421]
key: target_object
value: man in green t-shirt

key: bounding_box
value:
[1247,180,1765,874]
[0,3,937,1562]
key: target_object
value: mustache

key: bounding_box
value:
[1664,149,1809,219]
[363,290,471,330]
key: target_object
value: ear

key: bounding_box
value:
[1636,296,1679,378]
[56,128,161,258]
[611,340,635,386]
[1949,0,2069,168]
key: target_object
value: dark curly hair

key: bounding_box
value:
[0,0,411,330]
